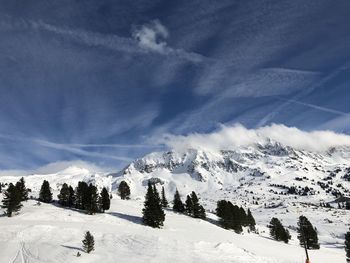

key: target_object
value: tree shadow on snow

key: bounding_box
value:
[61,245,84,252]
[107,212,143,225]
[50,202,89,215]
[205,217,221,227]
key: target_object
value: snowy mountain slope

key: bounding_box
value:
[0,141,349,262]
[120,142,350,203]
[0,198,346,263]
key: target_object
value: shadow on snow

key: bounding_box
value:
[107,212,143,225]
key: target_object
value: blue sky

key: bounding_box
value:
[1,0,350,170]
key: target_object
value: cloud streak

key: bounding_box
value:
[278,98,350,116]
[0,17,206,63]
[0,133,143,162]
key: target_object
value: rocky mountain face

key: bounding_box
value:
[120,141,350,202]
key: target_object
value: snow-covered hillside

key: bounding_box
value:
[0,198,346,263]
[0,141,350,262]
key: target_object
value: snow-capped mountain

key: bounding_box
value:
[1,141,349,206]
[120,141,350,205]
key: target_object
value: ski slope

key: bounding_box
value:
[0,197,346,263]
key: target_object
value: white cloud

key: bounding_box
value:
[157,123,350,153]
[33,160,108,174]
[132,20,205,63]
[132,20,169,53]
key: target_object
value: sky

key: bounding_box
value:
[1,0,350,171]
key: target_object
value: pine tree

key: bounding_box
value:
[86,184,99,215]
[246,209,256,231]
[39,180,52,203]
[142,182,165,228]
[15,177,28,201]
[216,200,230,228]
[1,183,22,217]
[99,187,110,212]
[75,181,89,209]
[346,202,350,210]
[58,183,70,206]
[297,215,320,249]
[239,207,248,226]
[345,229,350,262]
[191,192,206,219]
[269,218,291,243]
[82,231,95,253]
[161,186,168,208]
[118,181,130,200]
[185,195,193,215]
[173,189,185,213]
[68,186,75,207]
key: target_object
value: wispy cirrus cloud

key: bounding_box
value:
[0,16,205,64]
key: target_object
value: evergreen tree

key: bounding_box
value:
[191,191,206,219]
[161,186,168,208]
[297,215,320,249]
[345,229,350,262]
[99,187,110,212]
[216,200,242,233]
[246,209,256,231]
[239,207,248,226]
[68,186,75,207]
[58,183,70,206]
[268,218,291,243]
[15,177,28,201]
[185,192,206,219]
[1,183,22,217]
[86,184,99,215]
[185,195,193,215]
[39,180,52,203]
[173,189,185,213]
[142,182,165,228]
[82,231,95,253]
[346,202,350,210]
[75,181,89,209]
[118,181,130,200]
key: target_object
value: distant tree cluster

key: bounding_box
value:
[216,200,255,233]
[57,181,110,214]
[1,177,28,217]
[268,218,291,243]
[142,182,165,228]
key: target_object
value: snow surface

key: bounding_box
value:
[0,198,346,263]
